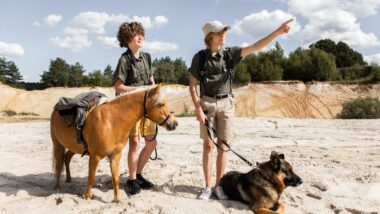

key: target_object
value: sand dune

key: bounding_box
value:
[1,82,380,119]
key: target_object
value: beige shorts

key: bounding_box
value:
[199,95,235,142]
[129,118,157,137]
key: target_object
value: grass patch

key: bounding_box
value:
[175,103,196,117]
[1,110,39,117]
[2,110,17,117]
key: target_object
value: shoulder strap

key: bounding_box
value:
[198,49,207,96]
[198,49,207,73]
[223,48,234,96]
[223,48,233,71]
[122,51,133,68]
[144,52,152,69]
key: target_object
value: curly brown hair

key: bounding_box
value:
[117,22,145,48]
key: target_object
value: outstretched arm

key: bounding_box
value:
[241,19,293,58]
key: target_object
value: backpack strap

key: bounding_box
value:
[198,49,207,96]
[141,52,153,85]
[223,48,234,97]
[144,52,152,70]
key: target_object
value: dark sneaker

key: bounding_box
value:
[126,179,141,195]
[137,173,154,189]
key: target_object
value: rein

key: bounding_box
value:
[204,118,254,167]
[142,90,172,160]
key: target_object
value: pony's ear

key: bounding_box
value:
[151,84,162,94]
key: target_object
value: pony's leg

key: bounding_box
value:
[83,154,101,200]
[109,151,123,203]
[52,140,65,191]
[251,208,280,214]
[64,150,75,183]
[276,203,285,214]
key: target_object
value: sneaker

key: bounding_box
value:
[136,173,154,189]
[126,179,141,195]
[214,186,228,200]
[198,187,213,200]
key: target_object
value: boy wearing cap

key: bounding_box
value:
[112,21,156,195]
[188,19,293,200]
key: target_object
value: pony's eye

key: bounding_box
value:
[158,103,165,107]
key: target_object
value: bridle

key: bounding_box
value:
[142,89,173,160]
[143,90,172,127]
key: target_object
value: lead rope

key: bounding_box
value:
[204,118,254,167]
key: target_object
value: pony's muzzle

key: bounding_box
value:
[165,119,178,131]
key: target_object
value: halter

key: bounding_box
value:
[142,89,172,160]
[143,90,171,126]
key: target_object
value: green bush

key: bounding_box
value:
[176,103,196,117]
[2,110,17,117]
[19,112,39,116]
[337,97,380,119]
[234,62,251,84]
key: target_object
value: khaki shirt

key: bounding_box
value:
[112,49,153,86]
[188,46,242,96]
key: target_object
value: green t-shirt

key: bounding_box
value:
[112,49,153,86]
[188,46,242,96]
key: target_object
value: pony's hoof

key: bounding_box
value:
[83,192,93,200]
[66,178,72,183]
[112,197,121,203]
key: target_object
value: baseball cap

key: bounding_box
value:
[202,20,231,37]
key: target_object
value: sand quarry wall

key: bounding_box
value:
[1,82,380,119]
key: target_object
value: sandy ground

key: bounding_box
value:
[0,118,379,214]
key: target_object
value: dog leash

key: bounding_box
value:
[204,118,254,167]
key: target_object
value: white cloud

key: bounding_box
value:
[153,16,169,28]
[34,14,62,27]
[232,10,301,39]
[0,41,25,57]
[338,0,380,18]
[72,12,110,34]
[240,42,250,48]
[287,0,380,48]
[63,27,89,35]
[143,41,179,53]
[365,53,380,65]
[71,12,169,34]
[97,36,118,48]
[96,36,178,53]
[51,35,91,52]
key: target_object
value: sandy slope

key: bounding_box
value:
[0,118,379,214]
[1,82,380,119]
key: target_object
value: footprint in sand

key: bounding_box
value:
[311,183,327,192]
[306,192,322,200]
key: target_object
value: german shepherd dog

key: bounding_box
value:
[221,151,303,214]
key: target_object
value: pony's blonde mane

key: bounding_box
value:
[109,85,165,104]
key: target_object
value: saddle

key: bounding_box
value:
[54,91,109,155]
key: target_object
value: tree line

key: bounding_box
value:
[1,39,379,90]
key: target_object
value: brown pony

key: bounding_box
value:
[50,85,178,202]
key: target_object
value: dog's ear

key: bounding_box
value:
[279,153,285,160]
[270,151,279,161]
[270,151,281,171]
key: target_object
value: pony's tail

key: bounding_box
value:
[50,112,66,180]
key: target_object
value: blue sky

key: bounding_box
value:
[1,0,380,82]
